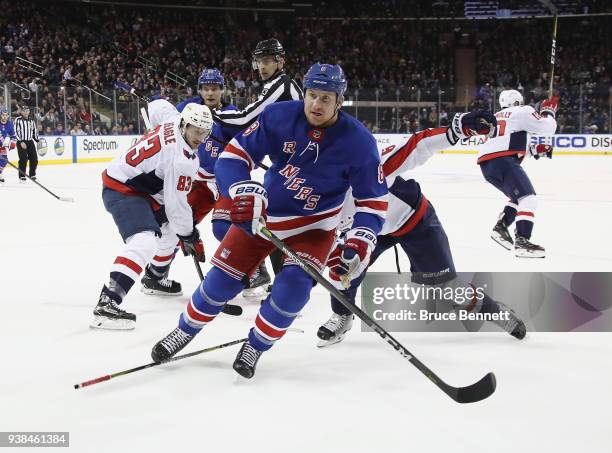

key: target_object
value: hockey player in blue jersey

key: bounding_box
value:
[152,63,389,378]
[139,69,238,296]
[0,108,17,183]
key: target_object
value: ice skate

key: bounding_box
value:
[151,327,194,362]
[241,263,271,298]
[233,341,264,379]
[90,293,136,330]
[491,218,513,250]
[515,234,545,258]
[141,265,182,296]
[491,302,527,339]
[317,313,354,347]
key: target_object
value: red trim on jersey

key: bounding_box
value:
[516,211,534,217]
[354,200,389,211]
[477,150,521,164]
[113,256,143,275]
[255,315,285,339]
[383,128,446,176]
[266,207,343,231]
[224,143,253,170]
[186,303,216,323]
[102,170,162,210]
[389,195,429,237]
[153,253,174,262]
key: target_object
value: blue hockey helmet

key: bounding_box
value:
[198,68,224,88]
[0,107,8,115]
[303,63,347,99]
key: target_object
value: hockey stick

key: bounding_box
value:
[73,337,246,389]
[258,227,496,403]
[192,255,243,316]
[3,158,75,202]
[548,14,558,98]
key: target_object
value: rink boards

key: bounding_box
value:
[5,133,611,166]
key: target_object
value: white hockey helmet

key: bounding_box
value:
[179,103,214,134]
[499,89,524,109]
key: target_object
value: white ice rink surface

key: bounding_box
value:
[1,155,611,453]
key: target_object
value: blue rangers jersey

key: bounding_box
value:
[0,119,17,146]
[215,101,388,239]
[175,99,238,182]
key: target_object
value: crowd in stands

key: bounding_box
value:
[0,0,609,135]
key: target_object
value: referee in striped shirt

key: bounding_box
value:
[14,105,40,181]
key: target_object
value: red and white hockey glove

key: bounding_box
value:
[178,228,205,262]
[529,142,554,160]
[447,111,497,144]
[229,180,268,236]
[539,97,559,118]
[328,227,377,287]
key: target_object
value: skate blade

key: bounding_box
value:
[491,233,513,250]
[316,334,346,348]
[515,250,546,258]
[140,286,183,296]
[89,316,135,330]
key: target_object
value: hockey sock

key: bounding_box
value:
[179,266,243,335]
[104,231,157,304]
[516,194,537,238]
[249,266,313,351]
[501,201,518,225]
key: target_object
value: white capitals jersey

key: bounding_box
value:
[476,105,557,164]
[103,120,199,237]
[339,127,451,236]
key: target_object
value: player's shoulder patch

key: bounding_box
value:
[243,120,260,137]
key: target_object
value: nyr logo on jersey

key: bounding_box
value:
[243,120,259,137]
[279,164,320,210]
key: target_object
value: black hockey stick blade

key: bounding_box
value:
[259,226,497,404]
[222,303,243,316]
[446,372,496,404]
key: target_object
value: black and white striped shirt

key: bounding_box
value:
[213,71,303,130]
[14,116,39,142]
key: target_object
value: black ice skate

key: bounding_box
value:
[151,327,194,362]
[491,218,514,250]
[317,313,354,348]
[514,234,545,258]
[233,341,263,379]
[491,302,527,339]
[141,265,182,296]
[90,293,136,330]
[0,174,4,183]
[241,263,271,298]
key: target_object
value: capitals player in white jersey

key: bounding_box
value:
[318,111,527,346]
[478,89,558,257]
[151,63,388,378]
[90,103,214,330]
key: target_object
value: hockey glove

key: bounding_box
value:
[178,228,205,262]
[539,97,559,118]
[229,180,268,236]
[529,142,554,160]
[447,111,497,144]
[328,227,377,287]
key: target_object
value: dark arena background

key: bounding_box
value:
[0,1,610,452]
